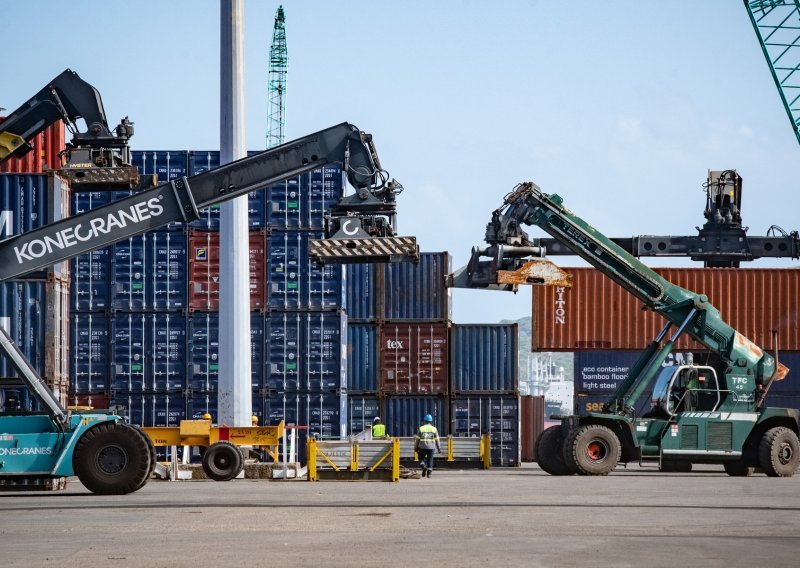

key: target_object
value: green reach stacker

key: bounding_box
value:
[0,70,417,494]
[449,181,800,477]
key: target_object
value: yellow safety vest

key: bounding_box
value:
[372,423,387,438]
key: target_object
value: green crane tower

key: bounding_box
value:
[266,5,287,149]
[745,1,800,146]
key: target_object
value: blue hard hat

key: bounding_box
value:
[423,414,433,422]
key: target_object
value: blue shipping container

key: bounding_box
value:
[111,231,188,311]
[266,230,345,311]
[348,395,380,435]
[266,165,344,230]
[71,314,109,394]
[451,395,520,466]
[110,313,187,392]
[111,393,185,427]
[265,312,347,392]
[0,282,45,379]
[347,324,378,392]
[132,150,189,185]
[345,263,376,321]
[0,173,67,237]
[384,395,446,438]
[451,324,519,393]
[381,252,452,321]
[188,313,264,392]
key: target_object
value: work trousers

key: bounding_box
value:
[418,448,435,471]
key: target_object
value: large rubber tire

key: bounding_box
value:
[73,422,152,495]
[758,427,800,477]
[534,426,574,476]
[660,460,693,473]
[564,425,621,476]
[202,441,244,481]
[723,460,754,477]
[129,424,157,489]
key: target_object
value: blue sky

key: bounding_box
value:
[2,1,798,323]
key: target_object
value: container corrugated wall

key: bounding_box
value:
[532,268,800,351]
[521,395,545,462]
[451,395,520,466]
[345,264,376,321]
[0,118,65,174]
[187,231,266,311]
[347,323,378,393]
[383,395,447,438]
[266,230,344,311]
[381,252,452,321]
[379,322,449,394]
[348,395,380,435]
[451,324,518,393]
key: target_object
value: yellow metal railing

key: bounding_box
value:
[307,438,400,482]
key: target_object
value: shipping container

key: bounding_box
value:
[532,267,800,352]
[450,324,519,393]
[132,150,189,186]
[266,230,344,311]
[348,394,380,435]
[521,395,545,462]
[451,395,520,466]
[188,313,265,392]
[110,231,188,311]
[0,388,38,412]
[0,118,64,174]
[109,313,187,392]
[0,280,69,387]
[266,165,344,230]
[379,322,449,394]
[381,252,452,321]
[265,311,347,391]
[71,313,109,394]
[383,395,447,438]
[1,173,70,278]
[187,231,266,311]
[345,263,376,321]
[71,191,111,311]
[347,323,378,392]
[68,393,110,410]
[111,392,185,427]
[187,149,267,229]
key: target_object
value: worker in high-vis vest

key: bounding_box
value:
[372,417,388,439]
[414,414,441,478]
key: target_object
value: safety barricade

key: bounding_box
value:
[397,435,491,469]
[307,438,400,481]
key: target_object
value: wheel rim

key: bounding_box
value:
[97,444,128,475]
[214,452,232,471]
[586,439,609,462]
[778,442,793,465]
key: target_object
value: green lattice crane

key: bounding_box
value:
[266,5,287,149]
[745,1,800,146]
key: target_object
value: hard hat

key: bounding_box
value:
[373,416,381,423]
[424,414,433,422]
[252,415,259,425]
[202,413,212,420]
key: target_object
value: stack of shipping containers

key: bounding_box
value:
[0,120,70,412]
[531,267,800,415]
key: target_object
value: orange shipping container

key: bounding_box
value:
[532,268,800,352]
[0,117,65,174]
[188,231,266,311]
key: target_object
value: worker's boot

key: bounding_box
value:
[427,469,432,478]
[421,467,427,478]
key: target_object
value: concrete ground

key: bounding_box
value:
[1,464,798,567]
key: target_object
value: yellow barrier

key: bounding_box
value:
[307,438,400,482]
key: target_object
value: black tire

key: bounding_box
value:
[129,424,157,489]
[202,441,244,481]
[758,427,800,477]
[723,460,754,477]
[660,460,693,473]
[534,426,574,476]
[73,422,152,495]
[565,424,621,476]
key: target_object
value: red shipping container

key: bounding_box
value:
[521,395,545,462]
[188,231,266,311]
[532,267,800,352]
[68,394,110,411]
[379,322,449,394]
[0,117,65,174]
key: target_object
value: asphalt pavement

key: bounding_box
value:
[1,464,798,567]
